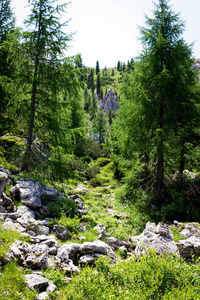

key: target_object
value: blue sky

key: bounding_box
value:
[12,0,200,68]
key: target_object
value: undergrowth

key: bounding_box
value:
[59,250,200,300]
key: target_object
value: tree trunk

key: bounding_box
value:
[22,1,42,171]
[22,56,39,170]
[178,139,185,190]
[155,95,164,202]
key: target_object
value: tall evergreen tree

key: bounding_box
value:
[96,60,100,74]
[21,0,73,169]
[117,61,121,71]
[92,108,107,146]
[0,0,15,119]
[96,73,101,96]
[87,69,94,93]
[114,0,200,202]
[3,0,85,173]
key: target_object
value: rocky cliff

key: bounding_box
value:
[98,89,119,113]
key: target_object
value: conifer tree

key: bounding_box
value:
[96,73,101,96]
[92,108,107,146]
[0,0,15,119]
[21,0,73,169]
[114,0,200,202]
[96,60,100,74]
[87,69,94,93]
[3,0,85,173]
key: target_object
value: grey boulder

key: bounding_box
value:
[135,222,178,258]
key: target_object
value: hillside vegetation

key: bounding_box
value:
[0,0,200,299]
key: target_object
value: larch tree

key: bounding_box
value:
[0,0,15,120]
[19,0,78,170]
[114,0,200,202]
[2,0,85,174]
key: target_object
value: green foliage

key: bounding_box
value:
[42,268,66,289]
[60,251,200,299]
[43,196,78,218]
[1,0,86,176]
[0,261,36,300]
[57,213,80,233]
[96,61,100,75]
[170,227,186,243]
[91,109,108,146]
[69,227,99,243]
[113,0,200,202]
[0,135,24,162]
[0,223,29,258]
[0,0,15,120]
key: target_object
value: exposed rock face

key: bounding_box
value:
[107,237,131,250]
[57,243,80,262]
[80,240,116,264]
[52,224,71,240]
[10,180,43,208]
[135,222,178,258]
[177,236,200,259]
[180,223,200,238]
[25,244,50,269]
[10,180,65,209]
[2,220,26,233]
[9,179,88,216]
[0,171,9,193]
[98,89,119,113]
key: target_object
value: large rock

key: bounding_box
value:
[0,192,14,209]
[52,224,71,240]
[98,89,119,114]
[135,222,178,258]
[10,180,65,209]
[80,240,116,264]
[2,220,26,233]
[0,212,19,220]
[17,205,36,219]
[180,223,200,238]
[25,244,49,269]
[25,273,49,290]
[9,241,24,261]
[176,236,200,259]
[57,243,80,263]
[107,237,131,250]
[10,180,43,208]
[79,253,103,265]
[0,171,9,193]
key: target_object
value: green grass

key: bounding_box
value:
[170,227,187,243]
[0,223,29,258]
[0,261,36,300]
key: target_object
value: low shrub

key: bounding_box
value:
[60,249,200,299]
[45,196,78,218]
[57,214,80,233]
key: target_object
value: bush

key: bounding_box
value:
[57,214,80,233]
[60,250,200,299]
[45,196,78,218]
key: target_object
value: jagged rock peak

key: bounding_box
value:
[98,89,119,114]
